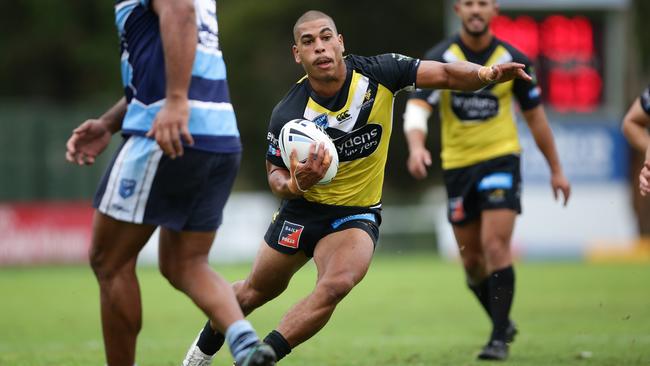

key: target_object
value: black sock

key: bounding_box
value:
[468,277,491,318]
[488,266,515,342]
[263,330,292,361]
[197,320,225,356]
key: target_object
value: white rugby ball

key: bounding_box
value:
[279,119,339,185]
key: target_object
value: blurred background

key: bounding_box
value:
[1,0,650,265]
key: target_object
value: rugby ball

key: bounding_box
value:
[278,119,339,185]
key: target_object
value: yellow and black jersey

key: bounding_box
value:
[641,85,650,116]
[267,54,420,207]
[411,35,541,170]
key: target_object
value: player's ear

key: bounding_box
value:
[292,44,301,64]
[338,34,345,54]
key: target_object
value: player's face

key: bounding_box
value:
[292,18,345,82]
[455,0,498,37]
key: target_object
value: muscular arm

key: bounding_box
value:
[267,161,303,200]
[416,60,531,91]
[522,105,571,205]
[148,0,196,157]
[621,98,650,153]
[153,0,196,101]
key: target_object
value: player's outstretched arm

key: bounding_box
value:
[266,143,331,199]
[416,60,531,91]
[522,105,571,206]
[621,98,650,153]
[146,0,196,159]
[65,97,126,166]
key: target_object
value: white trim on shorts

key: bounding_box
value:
[98,136,163,223]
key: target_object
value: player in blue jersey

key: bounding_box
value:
[64,1,275,365]
[181,10,533,365]
[622,85,650,196]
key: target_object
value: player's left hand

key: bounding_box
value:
[147,97,194,159]
[639,161,650,196]
[551,171,571,206]
[481,63,532,84]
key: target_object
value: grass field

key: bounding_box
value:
[1,253,649,366]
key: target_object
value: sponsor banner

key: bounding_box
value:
[0,203,93,265]
[519,121,628,184]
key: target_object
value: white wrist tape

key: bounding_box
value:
[403,102,431,133]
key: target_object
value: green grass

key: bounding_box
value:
[1,254,649,366]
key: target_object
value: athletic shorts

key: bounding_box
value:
[443,154,521,225]
[93,135,240,232]
[264,198,381,258]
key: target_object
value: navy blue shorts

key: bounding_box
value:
[264,198,381,258]
[93,136,240,232]
[443,154,522,225]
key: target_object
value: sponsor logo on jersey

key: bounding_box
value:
[336,110,352,123]
[359,90,375,111]
[278,221,304,249]
[313,114,328,128]
[390,53,412,62]
[333,124,382,161]
[119,179,136,199]
[449,197,465,222]
[267,144,280,157]
[266,132,278,146]
[451,92,499,121]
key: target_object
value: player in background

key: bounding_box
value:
[181,9,532,366]
[64,1,274,365]
[402,0,571,360]
[622,85,650,196]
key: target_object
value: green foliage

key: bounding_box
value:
[0,255,649,365]
[0,1,444,199]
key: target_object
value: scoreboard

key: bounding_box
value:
[491,14,602,113]
[443,0,630,120]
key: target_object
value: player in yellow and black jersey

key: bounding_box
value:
[403,0,571,361]
[181,9,533,365]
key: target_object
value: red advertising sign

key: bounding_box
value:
[0,202,93,265]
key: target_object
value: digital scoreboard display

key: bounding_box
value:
[491,14,603,114]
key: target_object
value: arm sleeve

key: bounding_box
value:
[512,52,542,111]
[265,104,288,169]
[641,85,650,116]
[354,54,420,94]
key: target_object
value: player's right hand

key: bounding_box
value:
[147,97,194,159]
[640,162,650,196]
[288,142,332,194]
[65,119,112,166]
[407,147,432,180]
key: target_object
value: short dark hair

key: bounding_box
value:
[293,10,337,41]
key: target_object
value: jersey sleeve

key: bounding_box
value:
[350,54,420,94]
[510,50,542,111]
[640,85,650,116]
[266,103,287,168]
[408,43,447,106]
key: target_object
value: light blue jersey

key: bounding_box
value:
[114,0,241,153]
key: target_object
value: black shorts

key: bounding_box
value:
[93,136,240,231]
[443,154,522,225]
[264,198,381,258]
